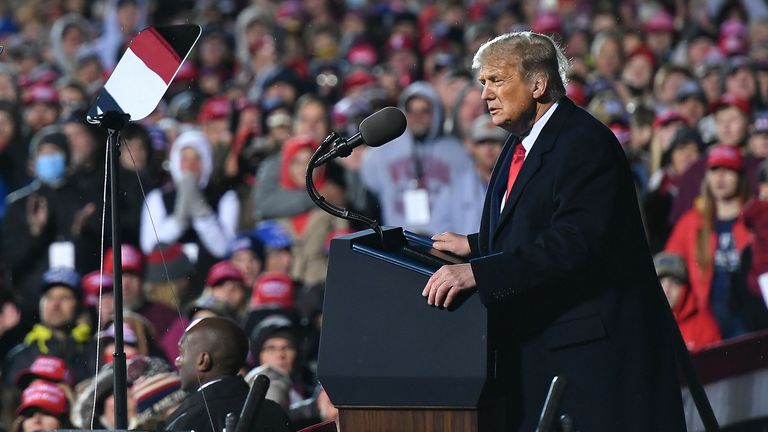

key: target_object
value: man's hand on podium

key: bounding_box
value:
[423,263,476,308]
[431,232,470,257]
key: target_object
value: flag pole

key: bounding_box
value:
[99,111,131,429]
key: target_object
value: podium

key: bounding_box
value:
[318,227,504,432]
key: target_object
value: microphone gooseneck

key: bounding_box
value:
[314,106,407,167]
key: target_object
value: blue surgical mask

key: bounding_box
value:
[35,153,67,184]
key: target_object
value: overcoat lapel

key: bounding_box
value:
[490,98,576,245]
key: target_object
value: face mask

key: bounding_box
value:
[35,153,67,184]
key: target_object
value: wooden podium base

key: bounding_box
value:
[338,408,479,432]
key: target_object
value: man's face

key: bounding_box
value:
[748,132,768,159]
[180,147,203,180]
[725,68,756,100]
[289,148,312,187]
[294,101,328,143]
[203,118,231,146]
[40,286,77,329]
[266,249,292,274]
[715,107,749,146]
[622,55,653,89]
[670,142,700,176]
[259,336,296,375]
[594,38,621,78]
[230,250,262,287]
[63,122,94,169]
[675,98,706,125]
[116,2,138,33]
[660,276,684,309]
[471,139,503,173]
[175,332,200,393]
[122,273,143,309]
[23,103,58,132]
[405,97,433,140]
[647,31,672,56]
[211,280,246,310]
[120,137,148,171]
[478,59,537,135]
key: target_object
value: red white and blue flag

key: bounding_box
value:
[88,25,200,122]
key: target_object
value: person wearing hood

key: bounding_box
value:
[654,252,721,351]
[49,14,93,78]
[360,80,473,234]
[139,130,240,296]
[4,267,91,386]
[252,95,330,223]
[95,0,149,70]
[2,128,102,314]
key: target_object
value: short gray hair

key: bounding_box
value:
[472,32,569,101]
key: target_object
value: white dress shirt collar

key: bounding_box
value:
[520,101,559,159]
[197,377,224,391]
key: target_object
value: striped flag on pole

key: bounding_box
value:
[88,25,201,122]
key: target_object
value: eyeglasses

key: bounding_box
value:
[316,73,339,87]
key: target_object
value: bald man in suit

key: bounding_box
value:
[165,317,290,432]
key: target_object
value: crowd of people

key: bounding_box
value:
[0,0,766,430]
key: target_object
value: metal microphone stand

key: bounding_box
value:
[89,110,131,429]
[306,132,384,245]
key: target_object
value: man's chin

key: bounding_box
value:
[47,321,73,332]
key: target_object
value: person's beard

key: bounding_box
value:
[411,125,429,142]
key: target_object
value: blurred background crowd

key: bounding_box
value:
[0,0,767,430]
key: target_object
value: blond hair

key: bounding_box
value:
[472,32,569,101]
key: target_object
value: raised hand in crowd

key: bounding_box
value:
[26,194,48,237]
[70,202,96,238]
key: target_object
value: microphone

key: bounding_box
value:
[235,374,270,432]
[314,106,407,166]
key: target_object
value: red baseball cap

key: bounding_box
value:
[206,261,245,287]
[643,11,674,33]
[347,43,378,67]
[251,272,294,309]
[173,61,197,83]
[16,380,69,416]
[532,11,563,35]
[197,96,230,123]
[653,110,687,128]
[15,356,73,389]
[343,69,376,94]
[104,244,144,275]
[626,45,656,69]
[707,145,743,171]
[23,83,59,106]
[714,93,751,117]
[81,271,114,307]
[386,33,416,54]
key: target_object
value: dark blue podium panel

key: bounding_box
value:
[318,228,490,408]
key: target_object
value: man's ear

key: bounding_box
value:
[197,352,212,372]
[532,74,548,99]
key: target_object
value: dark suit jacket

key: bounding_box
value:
[164,375,290,432]
[467,98,686,431]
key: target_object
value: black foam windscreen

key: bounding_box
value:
[359,106,407,148]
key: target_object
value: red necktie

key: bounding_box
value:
[505,144,526,201]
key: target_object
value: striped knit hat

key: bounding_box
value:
[129,372,185,429]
